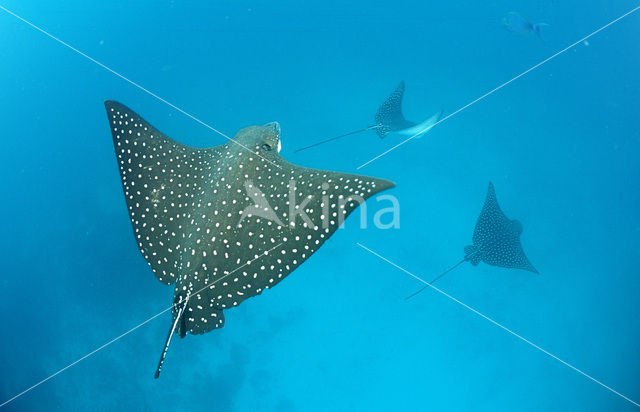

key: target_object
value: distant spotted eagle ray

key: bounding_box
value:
[294,81,442,153]
[104,100,395,378]
[406,182,537,299]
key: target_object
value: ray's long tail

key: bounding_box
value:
[154,292,190,379]
[404,248,484,300]
[403,258,468,300]
[293,125,379,153]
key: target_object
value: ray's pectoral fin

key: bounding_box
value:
[183,301,225,336]
[375,81,411,138]
[401,110,443,138]
[104,100,206,286]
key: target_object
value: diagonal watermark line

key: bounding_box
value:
[0,242,283,409]
[357,5,640,170]
[0,4,282,170]
[0,307,172,409]
[356,243,640,408]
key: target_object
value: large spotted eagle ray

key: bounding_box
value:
[294,81,442,153]
[104,101,394,378]
[406,182,537,300]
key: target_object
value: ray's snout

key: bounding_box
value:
[264,121,280,138]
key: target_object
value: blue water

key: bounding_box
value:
[1,0,639,410]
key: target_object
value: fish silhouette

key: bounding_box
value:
[502,11,548,38]
[406,182,537,299]
[294,81,442,152]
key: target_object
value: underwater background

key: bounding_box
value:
[1,0,639,410]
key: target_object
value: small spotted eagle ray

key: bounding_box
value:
[104,101,395,378]
[406,182,537,299]
[294,81,442,153]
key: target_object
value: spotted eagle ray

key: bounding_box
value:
[294,81,442,153]
[104,100,395,378]
[406,182,537,300]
